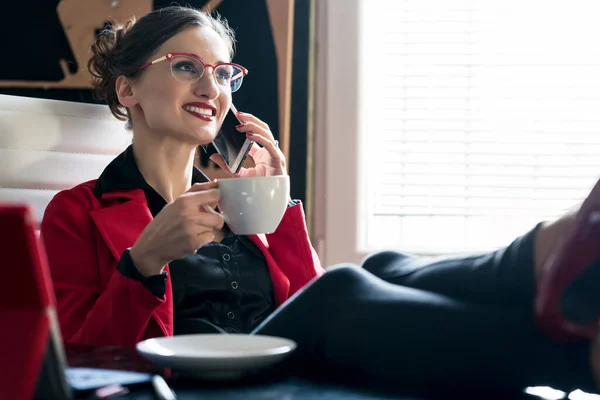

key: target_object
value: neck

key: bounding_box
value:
[131,134,197,203]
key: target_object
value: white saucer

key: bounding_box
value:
[136,334,297,380]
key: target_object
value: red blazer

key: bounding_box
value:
[40,180,324,348]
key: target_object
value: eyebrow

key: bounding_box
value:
[188,52,229,65]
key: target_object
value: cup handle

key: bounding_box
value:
[203,205,228,224]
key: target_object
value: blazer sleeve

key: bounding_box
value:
[40,189,166,347]
[265,202,325,295]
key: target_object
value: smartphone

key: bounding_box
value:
[202,103,253,175]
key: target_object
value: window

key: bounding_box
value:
[316,0,600,266]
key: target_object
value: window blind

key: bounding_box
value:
[363,0,600,253]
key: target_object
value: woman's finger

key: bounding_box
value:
[186,181,218,193]
[235,121,276,143]
[246,132,284,161]
[235,112,270,132]
[197,211,225,229]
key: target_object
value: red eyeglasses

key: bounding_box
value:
[136,52,248,92]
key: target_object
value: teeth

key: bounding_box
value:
[183,105,213,116]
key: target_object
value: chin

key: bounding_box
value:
[189,129,217,145]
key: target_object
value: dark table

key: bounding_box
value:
[64,345,560,400]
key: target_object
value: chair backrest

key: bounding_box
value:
[0,94,131,225]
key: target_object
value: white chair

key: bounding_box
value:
[0,94,131,226]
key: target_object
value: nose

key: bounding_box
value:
[192,67,219,100]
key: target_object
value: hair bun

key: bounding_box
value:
[87,18,136,121]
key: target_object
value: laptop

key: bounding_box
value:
[0,204,152,399]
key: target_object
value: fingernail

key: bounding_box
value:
[246,132,254,137]
[235,124,244,129]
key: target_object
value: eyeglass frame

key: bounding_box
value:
[135,52,249,92]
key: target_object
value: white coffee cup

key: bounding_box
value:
[204,175,290,235]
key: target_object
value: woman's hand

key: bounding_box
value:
[129,181,224,277]
[210,111,287,177]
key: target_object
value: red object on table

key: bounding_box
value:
[0,204,69,400]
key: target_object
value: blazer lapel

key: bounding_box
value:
[89,188,173,338]
[90,188,153,261]
[248,234,290,306]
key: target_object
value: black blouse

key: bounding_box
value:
[94,145,275,334]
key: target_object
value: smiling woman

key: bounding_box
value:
[41,5,309,344]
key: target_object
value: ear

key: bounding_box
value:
[115,75,138,108]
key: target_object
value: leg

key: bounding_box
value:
[254,266,596,394]
[361,224,540,308]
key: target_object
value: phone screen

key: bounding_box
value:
[211,107,249,168]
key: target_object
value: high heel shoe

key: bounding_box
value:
[535,177,600,341]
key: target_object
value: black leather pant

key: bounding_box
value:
[254,225,597,395]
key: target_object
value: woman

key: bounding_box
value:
[41,7,323,343]
[41,5,600,395]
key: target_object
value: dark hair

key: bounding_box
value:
[87,6,236,129]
